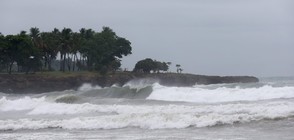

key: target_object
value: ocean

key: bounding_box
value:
[0,77,294,140]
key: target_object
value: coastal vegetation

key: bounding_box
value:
[0,28,259,94]
[0,27,132,74]
[133,58,169,73]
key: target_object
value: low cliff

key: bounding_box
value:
[0,72,259,94]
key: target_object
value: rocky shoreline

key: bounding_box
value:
[0,72,259,94]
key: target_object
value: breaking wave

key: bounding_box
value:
[58,82,294,103]
[147,84,294,103]
[0,95,294,130]
[1,80,294,130]
[78,83,101,91]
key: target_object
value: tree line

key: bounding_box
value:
[0,27,132,74]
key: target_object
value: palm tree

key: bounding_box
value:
[29,27,45,71]
[78,28,95,71]
[19,31,27,36]
[179,68,183,73]
[71,32,82,71]
[60,28,73,72]
[40,31,59,71]
[30,27,41,48]
[176,64,181,73]
[166,62,171,72]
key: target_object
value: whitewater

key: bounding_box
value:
[0,77,294,139]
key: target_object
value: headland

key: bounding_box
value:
[0,72,259,94]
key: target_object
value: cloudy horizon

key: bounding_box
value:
[1,0,293,77]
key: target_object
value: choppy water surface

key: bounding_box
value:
[0,77,294,139]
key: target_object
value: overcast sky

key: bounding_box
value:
[1,0,293,77]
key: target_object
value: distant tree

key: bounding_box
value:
[109,59,121,73]
[133,58,169,73]
[71,32,82,71]
[18,32,42,74]
[40,31,59,71]
[30,27,42,49]
[78,28,95,70]
[153,61,168,73]
[29,27,45,71]
[176,64,181,73]
[133,58,155,73]
[178,68,183,73]
[0,34,9,71]
[161,62,169,72]
[20,31,27,36]
[4,33,41,74]
[80,27,132,73]
[166,62,171,72]
[5,35,24,74]
[60,28,73,72]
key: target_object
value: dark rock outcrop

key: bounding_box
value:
[0,73,258,94]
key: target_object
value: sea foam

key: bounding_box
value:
[78,83,101,91]
[0,96,294,130]
[0,96,46,111]
[1,83,294,130]
[147,84,294,103]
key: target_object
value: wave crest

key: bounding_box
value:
[0,96,294,130]
[147,85,294,103]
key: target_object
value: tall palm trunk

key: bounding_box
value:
[8,62,13,74]
[66,53,71,71]
[48,57,52,71]
[60,53,64,71]
[63,53,66,72]
[72,54,76,71]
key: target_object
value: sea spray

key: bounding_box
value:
[147,84,294,103]
[1,78,294,133]
[122,78,158,92]
[78,83,101,91]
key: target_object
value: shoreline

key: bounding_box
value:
[0,72,259,94]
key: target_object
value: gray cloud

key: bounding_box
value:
[0,0,293,76]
